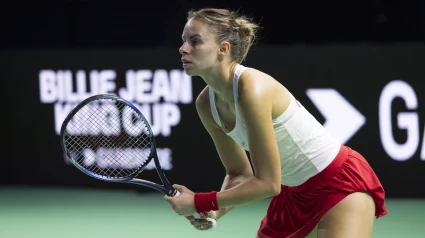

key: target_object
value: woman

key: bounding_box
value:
[165,8,387,238]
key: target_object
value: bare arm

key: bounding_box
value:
[215,71,283,208]
[196,86,254,219]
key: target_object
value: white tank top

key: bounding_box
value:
[209,64,342,186]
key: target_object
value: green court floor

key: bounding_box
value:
[0,186,423,238]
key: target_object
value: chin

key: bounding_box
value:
[183,68,199,77]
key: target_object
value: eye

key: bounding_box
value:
[191,39,200,45]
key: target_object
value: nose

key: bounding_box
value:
[179,42,188,55]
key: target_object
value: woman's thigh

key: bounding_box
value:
[317,192,376,238]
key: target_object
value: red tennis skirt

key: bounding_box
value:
[257,145,387,238]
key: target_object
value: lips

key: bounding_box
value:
[181,59,192,64]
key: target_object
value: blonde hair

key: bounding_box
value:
[187,8,260,63]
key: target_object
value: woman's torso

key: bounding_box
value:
[209,64,341,186]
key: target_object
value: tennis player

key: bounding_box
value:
[165,8,387,237]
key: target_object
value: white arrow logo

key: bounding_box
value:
[306,89,366,144]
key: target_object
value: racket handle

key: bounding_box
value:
[174,190,217,228]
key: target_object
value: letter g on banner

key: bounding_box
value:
[379,80,420,161]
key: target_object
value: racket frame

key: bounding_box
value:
[60,94,177,196]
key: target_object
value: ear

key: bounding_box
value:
[218,41,230,56]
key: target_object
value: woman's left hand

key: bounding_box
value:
[164,184,197,216]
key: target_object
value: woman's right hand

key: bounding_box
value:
[185,210,218,231]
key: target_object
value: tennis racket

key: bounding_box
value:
[60,94,217,227]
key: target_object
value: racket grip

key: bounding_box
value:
[174,190,217,228]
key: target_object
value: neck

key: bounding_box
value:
[201,61,239,103]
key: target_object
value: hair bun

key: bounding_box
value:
[235,17,257,43]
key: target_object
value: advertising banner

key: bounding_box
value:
[4,44,424,197]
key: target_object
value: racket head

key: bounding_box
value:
[60,94,156,182]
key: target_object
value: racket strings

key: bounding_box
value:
[63,99,153,179]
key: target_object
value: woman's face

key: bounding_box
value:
[179,18,221,76]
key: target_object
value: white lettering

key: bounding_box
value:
[161,103,180,137]
[170,69,192,104]
[140,103,181,137]
[152,70,171,102]
[421,126,425,160]
[135,70,153,103]
[39,70,57,103]
[379,80,419,161]
[40,70,117,103]
[98,70,116,94]
[83,148,96,166]
[122,106,148,136]
[118,69,192,104]
[80,147,172,170]
[119,70,137,101]
[57,102,180,137]
[64,102,121,136]
[54,103,78,134]
[75,70,92,101]
[61,70,80,102]
[145,148,173,170]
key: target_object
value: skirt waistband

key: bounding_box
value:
[288,145,349,192]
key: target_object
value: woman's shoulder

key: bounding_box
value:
[238,66,290,116]
[238,67,278,97]
[239,65,278,85]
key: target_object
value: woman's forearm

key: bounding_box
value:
[217,176,280,209]
[215,174,252,220]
